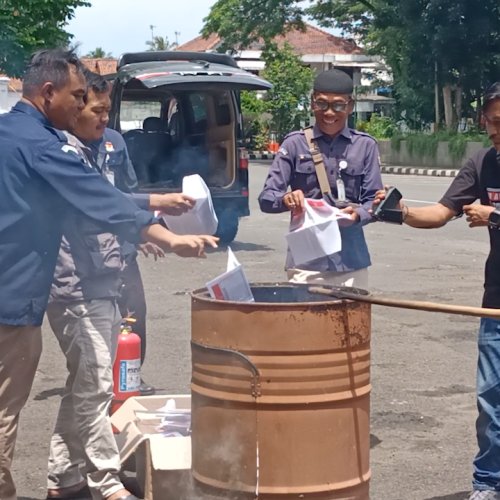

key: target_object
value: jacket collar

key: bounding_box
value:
[312,123,352,142]
[13,100,52,127]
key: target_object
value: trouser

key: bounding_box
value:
[46,299,123,500]
[286,267,369,289]
[0,324,42,500]
[118,258,147,365]
[472,317,500,491]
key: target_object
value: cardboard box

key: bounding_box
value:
[111,395,193,500]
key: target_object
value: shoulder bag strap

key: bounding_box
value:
[303,127,331,196]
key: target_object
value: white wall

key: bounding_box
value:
[0,78,20,114]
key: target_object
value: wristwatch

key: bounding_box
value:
[488,209,500,229]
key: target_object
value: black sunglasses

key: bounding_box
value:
[313,99,351,113]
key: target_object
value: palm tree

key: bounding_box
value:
[146,36,177,51]
[86,47,112,58]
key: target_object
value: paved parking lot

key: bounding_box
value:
[15,166,486,499]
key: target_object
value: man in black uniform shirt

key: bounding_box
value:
[374,82,500,500]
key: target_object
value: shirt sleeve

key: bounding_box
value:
[258,138,295,213]
[439,157,480,213]
[128,193,150,210]
[34,142,156,243]
[355,139,383,225]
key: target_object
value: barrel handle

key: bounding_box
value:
[191,341,262,397]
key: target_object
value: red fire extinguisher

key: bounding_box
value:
[111,318,141,415]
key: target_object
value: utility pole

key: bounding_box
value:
[149,24,156,42]
[174,31,180,47]
[434,60,440,131]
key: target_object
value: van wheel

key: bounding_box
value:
[215,212,239,244]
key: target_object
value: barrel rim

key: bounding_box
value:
[190,282,369,308]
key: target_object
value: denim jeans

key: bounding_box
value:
[473,318,500,491]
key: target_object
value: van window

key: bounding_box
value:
[120,100,162,132]
[214,91,232,126]
[188,93,208,133]
[167,98,181,144]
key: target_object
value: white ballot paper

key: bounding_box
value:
[161,174,218,235]
[286,198,347,266]
[205,247,254,302]
[134,398,192,437]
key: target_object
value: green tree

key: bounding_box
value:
[85,47,112,58]
[203,0,500,129]
[204,0,305,51]
[0,0,89,76]
[240,44,313,147]
[240,90,270,150]
[261,43,314,141]
[146,36,176,51]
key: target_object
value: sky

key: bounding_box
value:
[66,0,218,57]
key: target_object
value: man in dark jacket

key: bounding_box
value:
[0,49,217,500]
[258,69,382,288]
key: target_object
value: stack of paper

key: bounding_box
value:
[161,174,218,235]
[140,398,192,437]
[286,198,348,266]
[205,247,254,302]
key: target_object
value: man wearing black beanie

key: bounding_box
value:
[259,68,383,287]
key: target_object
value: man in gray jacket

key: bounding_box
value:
[46,71,202,500]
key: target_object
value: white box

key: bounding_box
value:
[161,174,218,235]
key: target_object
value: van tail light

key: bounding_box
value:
[241,187,249,197]
[239,148,249,170]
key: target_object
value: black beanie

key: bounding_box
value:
[313,69,353,94]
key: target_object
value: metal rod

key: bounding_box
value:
[308,286,500,320]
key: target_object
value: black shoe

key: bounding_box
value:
[46,483,91,499]
[139,379,155,396]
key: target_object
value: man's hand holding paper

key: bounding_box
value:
[150,193,196,215]
[161,175,218,235]
[286,198,346,266]
[283,189,305,214]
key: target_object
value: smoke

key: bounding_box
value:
[189,398,260,499]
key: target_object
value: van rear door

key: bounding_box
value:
[115,60,272,92]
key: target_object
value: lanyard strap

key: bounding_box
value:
[303,127,331,196]
[96,149,107,172]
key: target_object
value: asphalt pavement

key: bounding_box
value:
[14,164,487,500]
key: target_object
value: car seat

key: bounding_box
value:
[137,117,173,185]
[143,116,165,133]
[122,128,147,183]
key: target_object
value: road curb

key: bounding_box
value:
[381,165,458,177]
[249,152,276,160]
[249,152,459,177]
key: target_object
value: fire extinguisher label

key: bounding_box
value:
[119,359,141,392]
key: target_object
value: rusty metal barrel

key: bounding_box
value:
[191,283,371,499]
